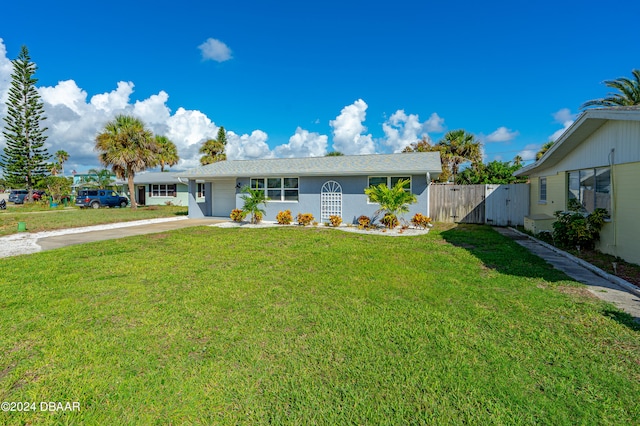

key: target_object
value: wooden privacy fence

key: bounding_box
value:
[429,184,529,226]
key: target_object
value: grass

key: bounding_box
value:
[0,225,639,424]
[0,204,187,236]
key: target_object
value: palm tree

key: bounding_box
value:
[86,168,115,189]
[55,150,69,176]
[513,155,523,167]
[239,185,268,224]
[325,151,344,156]
[95,115,160,209]
[536,141,554,161]
[364,179,417,228]
[199,126,227,165]
[436,130,482,183]
[581,69,640,109]
[155,135,179,172]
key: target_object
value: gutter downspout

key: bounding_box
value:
[426,172,431,218]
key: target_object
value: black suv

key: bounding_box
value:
[75,189,129,209]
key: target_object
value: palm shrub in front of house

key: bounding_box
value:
[240,186,268,224]
[364,179,417,229]
[276,210,293,225]
[552,208,608,250]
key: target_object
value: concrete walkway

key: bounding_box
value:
[494,227,640,322]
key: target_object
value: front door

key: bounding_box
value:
[137,186,146,205]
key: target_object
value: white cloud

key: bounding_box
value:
[329,99,375,155]
[198,38,233,62]
[226,130,273,160]
[274,127,328,158]
[424,112,445,133]
[485,126,519,142]
[550,108,576,141]
[381,109,430,152]
[517,143,540,162]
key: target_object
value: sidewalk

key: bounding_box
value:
[494,227,640,322]
[0,217,226,258]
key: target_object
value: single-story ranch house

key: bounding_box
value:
[515,107,640,265]
[115,172,198,206]
[176,152,442,224]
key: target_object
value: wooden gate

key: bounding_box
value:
[429,183,529,225]
[429,184,486,223]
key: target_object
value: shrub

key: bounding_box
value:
[329,215,342,227]
[381,213,399,229]
[276,210,293,225]
[296,213,314,226]
[552,208,608,250]
[357,215,371,228]
[230,208,244,222]
[411,213,432,229]
[254,211,263,224]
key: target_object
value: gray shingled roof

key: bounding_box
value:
[115,172,184,185]
[176,152,441,178]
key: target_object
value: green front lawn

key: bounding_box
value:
[1,225,638,424]
[0,205,187,236]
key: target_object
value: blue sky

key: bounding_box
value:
[1,0,639,172]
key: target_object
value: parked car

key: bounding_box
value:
[8,190,28,204]
[75,189,129,209]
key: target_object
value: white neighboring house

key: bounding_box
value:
[116,172,201,206]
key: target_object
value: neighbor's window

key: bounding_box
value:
[251,177,298,201]
[367,176,411,202]
[197,183,206,198]
[539,177,547,203]
[567,167,610,213]
[151,184,176,197]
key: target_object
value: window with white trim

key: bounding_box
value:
[151,184,176,197]
[568,167,610,213]
[367,176,411,202]
[539,177,547,203]
[197,183,206,198]
[251,177,298,201]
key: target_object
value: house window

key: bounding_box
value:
[539,177,547,203]
[151,184,176,197]
[367,176,411,202]
[567,167,610,213]
[197,183,206,198]
[251,177,298,201]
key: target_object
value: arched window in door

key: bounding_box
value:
[321,180,342,221]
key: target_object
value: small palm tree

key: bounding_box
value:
[155,136,179,172]
[55,150,69,176]
[581,69,640,109]
[95,115,160,209]
[86,168,115,189]
[364,179,417,228]
[199,127,227,165]
[436,130,482,183]
[240,185,268,224]
[536,141,554,160]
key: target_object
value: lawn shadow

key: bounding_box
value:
[440,224,640,329]
[440,224,568,283]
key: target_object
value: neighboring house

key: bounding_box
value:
[115,172,193,206]
[514,107,640,265]
[175,152,442,224]
[71,171,117,190]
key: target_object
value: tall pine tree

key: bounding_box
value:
[0,45,50,193]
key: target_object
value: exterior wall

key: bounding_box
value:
[232,174,429,224]
[187,181,212,218]
[551,120,640,172]
[143,183,189,206]
[597,161,640,265]
[527,172,567,219]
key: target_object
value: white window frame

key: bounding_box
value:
[367,176,411,203]
[538,177,547,204]
[251,177,299,202]
[197,183,206,199]
[151,184,176,197]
